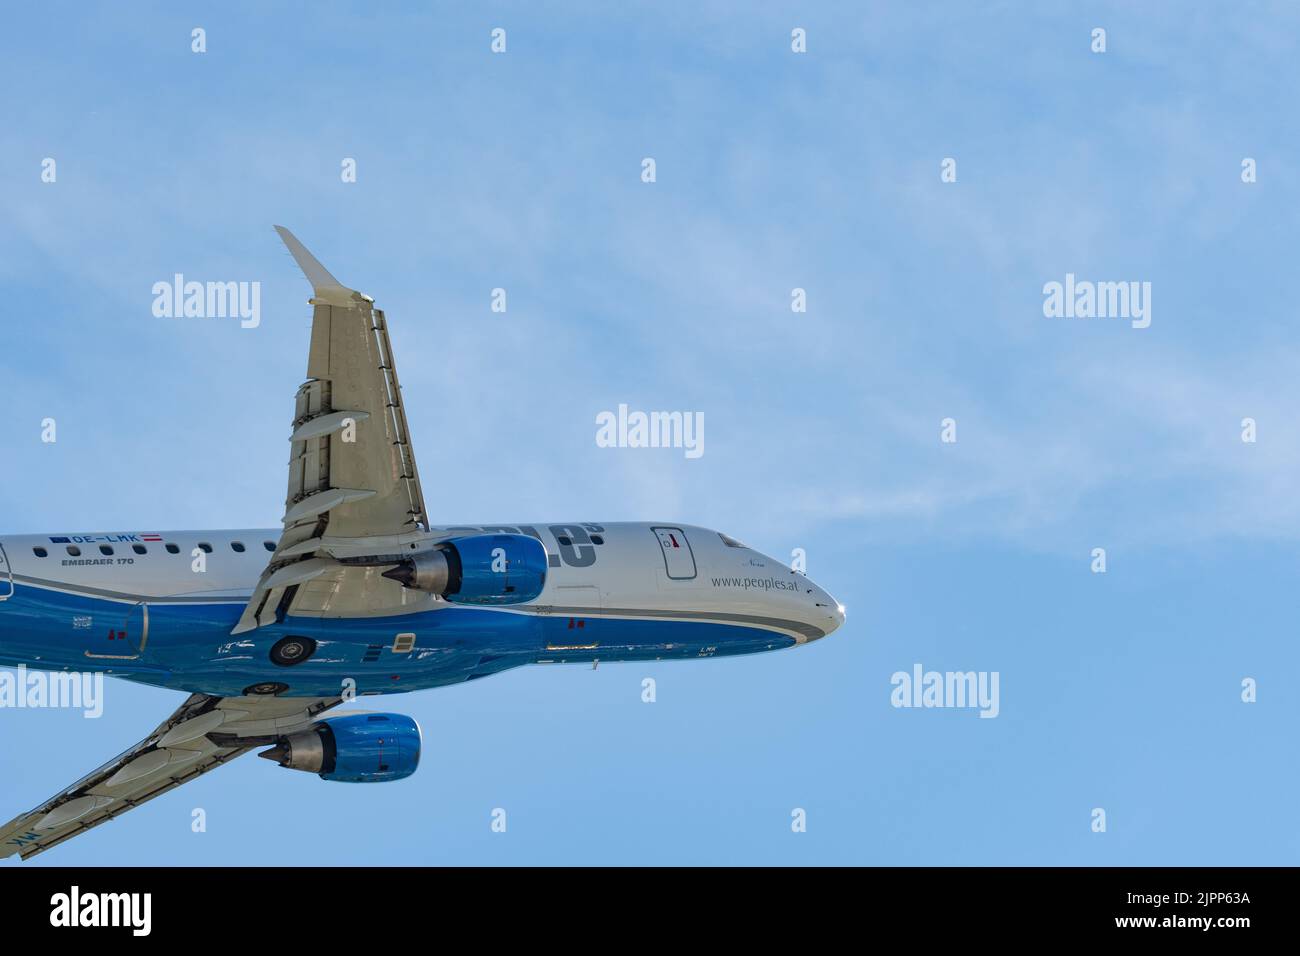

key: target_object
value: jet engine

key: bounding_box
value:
[258,713,421,782]
[381,533,547,606]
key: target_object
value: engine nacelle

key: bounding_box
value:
[381,533,547,606]
[258,713,421,783]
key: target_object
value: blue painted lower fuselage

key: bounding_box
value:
[0,583,796,698]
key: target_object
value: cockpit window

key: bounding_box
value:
[718,532,748,549]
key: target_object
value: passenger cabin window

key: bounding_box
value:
[133,544,147,555]
[66,546,80,556]
[33,547,48,557]
[165,544,180,554]
[263,541,276,552]
[198,542,213,553]
[231,541,246,553]
[99,545,114,556]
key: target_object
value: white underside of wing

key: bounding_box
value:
[0,693,339,860]
[232,228,431,635]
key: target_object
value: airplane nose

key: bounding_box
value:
[809,582,844,638]
[822,600,844,636]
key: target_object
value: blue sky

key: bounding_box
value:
[3,1,1299,865]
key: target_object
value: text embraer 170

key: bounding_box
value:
[0,228,844,860]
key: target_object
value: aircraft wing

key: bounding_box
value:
[232,227,433,635]
[0,692,339,860]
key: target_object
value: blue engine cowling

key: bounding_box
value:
[381,533,547,606]
[259,713,421,783]
[445,533,547,605]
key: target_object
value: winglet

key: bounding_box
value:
[274,226,360,306]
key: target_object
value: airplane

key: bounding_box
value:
[0,227,845,860]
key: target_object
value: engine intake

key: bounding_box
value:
[381,533,547,606]
[258,713,421,783]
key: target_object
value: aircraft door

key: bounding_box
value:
[652,527,697,580]
[85,602,149,660]
[0,542,13,601]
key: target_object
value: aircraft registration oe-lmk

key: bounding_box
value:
[0,227,844,860]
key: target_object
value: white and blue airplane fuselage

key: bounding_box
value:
[0,522,842,699]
